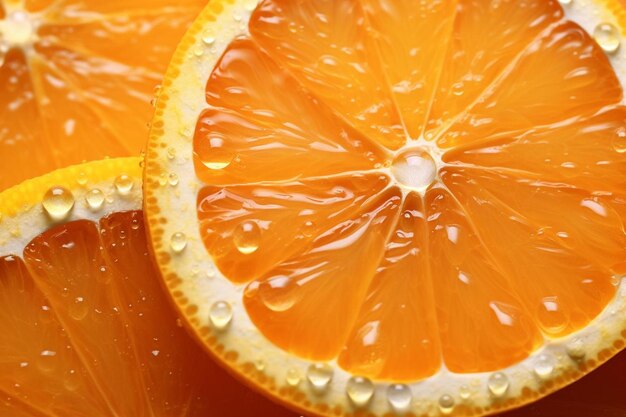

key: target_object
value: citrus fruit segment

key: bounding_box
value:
[144,0,626,415]
[0,0,205,191]
[0,158,294,417]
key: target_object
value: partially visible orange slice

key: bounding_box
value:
[0,0,206,191]
[144,0,626,416]
[0,158,295,417]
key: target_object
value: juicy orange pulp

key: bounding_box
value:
[0,210,294,416]
[193,0,626,381]
[0,0,204,190]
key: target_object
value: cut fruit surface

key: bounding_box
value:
[0,0,206,191]
[144,0,626,416]
[0,158,295,417]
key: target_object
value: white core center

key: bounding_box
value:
[0,11,36,50]
[390,147,437,191]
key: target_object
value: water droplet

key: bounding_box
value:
[234,221,261,254]
[114,174,133,195]
[202,30,216,45]
[534,354,554,379]
[167,147,176,160]
[38,305,53,323]
[537,297,568,335]
[69,296,88,320]
[37,350,57,373]
[76,172,88,186]
[170,232,187,253]
[209,301,233,331]
[131,218,140,230]
[64,369,81,391]
[307,363,333,392]
[558,0,572,4]
[201,137,234,170]
[286,368,301,386]
[85,188,105,210]
[254,359,265,371]
[391,147,437,192]
[158,173,168,186]
[387,384,412,412]
[487,372,509,397]
[168,173,179,186]
[302,220,315,237]
[43,186,74,220]
[566,338,586,360]
[459,385,471,400]
[452,82,464,96]
[346,376,374,408]
[613,127,626,153]
[439,394,455,415]
[193,46,204,57]
[593,22,620,54]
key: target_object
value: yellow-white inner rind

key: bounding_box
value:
[0,158,142,256]
[145,1,626,415]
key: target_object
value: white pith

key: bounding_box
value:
[0,159,142,255]
[0,2,40,58]
[145,1,626,416]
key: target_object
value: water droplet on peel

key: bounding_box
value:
[114,174,133,195]
[167,147,176,159]
[168,173,179,186]
[201,137,234,170]
[158,173,168,186]
[209,301,233,331]
[487,372,509,397]
[346,376,374,408]
[459,385,471,400]
[85,189,105,210]
[131,218,140,230]
[69,296,89,320]
[170,232,187,253]
[439,394,455,415]
[254,359,266,371]
[194,46,204,57]
[76,172,88,186]
[593,22,620,54]
[386,384,412,412]
[202,29,216,45]
[534,354,554,379]
[286,368,301,386]
[234,221,261,254]
[43,187,74,220]
[307,363,333,392]
[566,338,586,360]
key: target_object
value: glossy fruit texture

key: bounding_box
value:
[0,210,295,417]
[0,0,205,190]
[194,0,626,381]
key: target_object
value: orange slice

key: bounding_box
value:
[0,0,206,191]
[144,0,626,416]
[0,158,294,417]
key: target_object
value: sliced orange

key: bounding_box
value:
[0,0,207,191]
[0,158,294,417]
[144,0,626,416]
